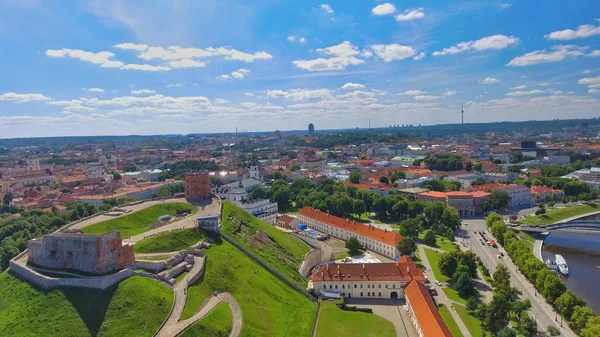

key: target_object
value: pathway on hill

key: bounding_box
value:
[155,255,242,337]
[417,244,472,337]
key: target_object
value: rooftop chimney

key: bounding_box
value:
[406,266,410,274]
[327,264,329,271]
[362,263,365,270]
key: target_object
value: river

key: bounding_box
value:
[541,231,600,314]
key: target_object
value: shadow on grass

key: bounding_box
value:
[61,286,118,337]
[473,280,492,293]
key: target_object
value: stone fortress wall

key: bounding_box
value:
[28,231,135,275]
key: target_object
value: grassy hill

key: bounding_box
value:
[181,237,317,337]
[518,203,600,226]
[83,203,196,237]
[221,201,310,287]
[315,301,396,337]
[134,228,207,253]
[0,272,173,337]
[180,302,231,337]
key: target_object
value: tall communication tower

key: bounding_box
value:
[461,101,464,124]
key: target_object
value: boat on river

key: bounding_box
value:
[556,254,569,275]
[546,258,558,271]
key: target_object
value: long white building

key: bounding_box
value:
[295,207,402,259]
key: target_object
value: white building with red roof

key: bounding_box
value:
[296,207,402,258]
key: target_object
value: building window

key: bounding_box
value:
[360,284,363,288]
[360,292,363,296]
[330,285,332,289]
[335,285,338,289]
[342,285,345,289]
[379,292,381,297]
[323,285,326,289]
[354,284,357,288]
[367,284,370,289]
[385,284,388,288]
[392,284,395,288]
[378,284,381,288]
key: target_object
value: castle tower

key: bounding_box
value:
[250,166,260,180]
[184,171,211,200]
[26,157,40,171]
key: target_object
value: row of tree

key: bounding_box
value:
[486,213,600,336]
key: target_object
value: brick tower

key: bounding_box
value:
[184,171,211,200]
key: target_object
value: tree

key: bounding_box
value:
[248,187,266,201]
[486,212,503,228]
[491,221,508,245]
[465,162,473,171]
[439,252,459,277]
[349,172,361,184]
[345,237,362,255]
[581,316,600,337]
[112,173,122,180]
[3,192,12,206]
[547,326,561,337]
[453,264,476,298]
[518,311,538,337]
[352,199,366,216]
[398,218,420,239]
[542,274,566,303]
[379,176,389,184]
[571,306,594,334]
[497,327,518,337]
[422,229,436,246]
[397,237,416,256]
[556,290,586,320]
[493,264,511,291]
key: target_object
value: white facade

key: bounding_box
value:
[295,213,400,259]
[237,199,278,224]
[316,279,407,299]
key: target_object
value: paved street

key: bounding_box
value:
[346,298,415,337]
[460,219,576,337]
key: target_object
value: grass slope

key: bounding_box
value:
[518,203,600,225]
[181,238,317,337]
[442,288,467,305]
[221,201,310,287]
[83,203,196,237]
[423,247,449,283]
[134,228,207,253]
[180,302,232,337]
[0,272,173,337]
[315,301,396,337]
[419,233,459,252]
[453,304,484,337]
[439,304,465,337]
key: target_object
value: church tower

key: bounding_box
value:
[250,166,260,180]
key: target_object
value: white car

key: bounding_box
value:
[435,280,442,286]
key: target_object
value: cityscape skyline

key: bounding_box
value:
[1,1,600,138]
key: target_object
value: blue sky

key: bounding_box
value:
[1,0,600,138]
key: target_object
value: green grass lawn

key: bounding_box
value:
[181,238,317,337]
[439,304,465,337]
[419,233,459,252]
[443,288,467,305]
[478,265,494,285]
[517,231,536,243]
[518,203,600,225]
[134,227,207,253]
[423,247,449,283]
[137,254,173,261]
[316,301,396,337]
[175,271,188,283]
[0,271,173,337]
[334,252,350,260]
[83,202,196,237]
[180,302,231,337]
[221,201,310,287]
[453,304,484,337]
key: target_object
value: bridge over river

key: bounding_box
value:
[511,210,600,234]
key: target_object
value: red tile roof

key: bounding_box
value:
[311,257,424,283]
[297,207,402,246]
[276,215,294,224]
[417,191,447,199]
[404,280,453,337]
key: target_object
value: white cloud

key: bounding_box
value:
[244,92,255,97]
[46,48,124,68]
[267,89,334,101]
[319,4,334,14]
[214,98,229,104]
[582,69,594,74]
[217,74,230,80]
[118,45,273,63]
[231,68,251,79]
[499,3,512,9]
[131,89,156,95]
[545,24,600,41]
[287,36,306,44]
[113,43,149,51]
[82,88,105,92]
[0,92,52,103]
[299,37,306,43]
[368,44,416,62]
[510,85,527,90]
[395,8,424,22]
[578,76,600,85]
[589,84,600,89]
[121,64,170,71]
[292,41,364,71]
[481,77,500,84]
[505,89,545,96]
[287,35,296,42]
[372,3,396,16]
[433,35,519,56]
[588,50,600,57]
[507,45,587,67]
[589,89,600,94]
[398,90,425,96]
[413,95,440,101]
[413,52,426,61]
[340,83,365,90]
[443,90,457,96]
[168,59,207,68]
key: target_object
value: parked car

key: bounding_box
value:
[435,280,442,286]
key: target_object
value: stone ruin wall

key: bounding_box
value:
[28,231,135,275]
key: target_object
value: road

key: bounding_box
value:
[460,219,576,337]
